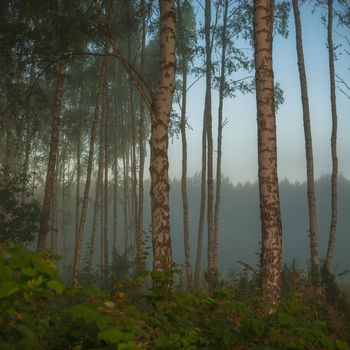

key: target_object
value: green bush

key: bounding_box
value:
[0,175,40,244]
[0,243,63,349]
[0,245,349,350]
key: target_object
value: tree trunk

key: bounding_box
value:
[122,121,129,256]
[205,0,216,292]
[129,73,141,270]
[194,113,207,289]
[150,0,176,277]
[87,134,103,272]
[113,98,119,253]
[253,0,282,306]
[21,116,31,204]
[75,88,83,247]
[177,0,192,290]
[326,0,338,270]
[50,148,60,254]
[72,56,108,285]
[102,78,110,285]
[137,0,147,274]
[214,0,229,279]
[37,58,67,253]
[292,0,319,285]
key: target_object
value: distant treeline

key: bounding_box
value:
[140,174,350,274]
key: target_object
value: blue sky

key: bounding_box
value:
[167,2,349,184]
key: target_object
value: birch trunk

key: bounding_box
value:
[253,0,283,306]
[150,0,176,276]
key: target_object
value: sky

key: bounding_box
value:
[166,2,349,185]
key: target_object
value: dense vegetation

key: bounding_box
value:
[1,243,349,350]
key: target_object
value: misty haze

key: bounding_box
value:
[1,0,349,348]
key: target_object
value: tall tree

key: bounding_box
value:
[253,0,283,306]
[326,0,339,270]
[292,0,319,285]
[205,0,216,292]
[137,0,147,273]
[149,0,176,276]
[194,114,207,288]
[37,57,67,252]
[176,0,194,290]
[213,0,229,279]
[102,77,110,285]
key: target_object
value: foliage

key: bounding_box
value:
[0,243,64,349]
[0,245,349,350]
[0,175,40,244]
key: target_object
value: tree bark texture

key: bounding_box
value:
[177,0,193,290]
[37,58,67,253]
[326,0,338,270]
[253,0,283,306]
[292,0,319,284]
[150,0,176,274]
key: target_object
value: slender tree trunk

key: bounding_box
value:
[21,117,31,204]
[113,156,118,253]
[214,0,229,277]
[150,0,176,277]
[194,115,207,289]
[75,89,83,247]
[205,0,216,292]
[326,0,338,270]
[177,0,192,290]
[50,149,60,254]
[254,0,282,306]
[292,0,319,285]
[37,58,67,253]
[122,127,129,256]
[137,0,147,274]
[100,138,105,285]
[102,79,110,285]
[113,113,119,254]
[3,121,12,184]
[129,74,140,270]
[72,56,108,285]
[87,136,103,272]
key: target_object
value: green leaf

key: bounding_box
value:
[31,255,56,278]
[0,281,19,299]
[47,280,63,295]
[98,328,133,344]
[95,315,112,330]
[22,268,37,277]
[335,339,350,350]
[277,311,294,326]
[117,341,140,350]
[69,304,100,322]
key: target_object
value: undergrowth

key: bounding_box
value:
[0,243,349,350]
